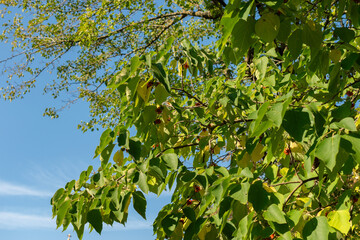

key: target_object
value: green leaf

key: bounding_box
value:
[117,129,129,148]
[288,29,303,59]
[100,143,115,164]
[341,53,360,70]
[152,63,170,92]
[231,19,255,60]
[328,63,341,93]
[94,129,113,158]
[341,134,360,164]
[87,209,103,234]
[161,153,178,170]
[137,171,149,194]
[230,183,250,205]
[263,204,287,224]
[334,27,355,43]
[282,108,311,142]
[129,56,142,76]
[266,98,292,127]
[129,137,142,161]
[248,180,269,212]
[327,210,350,234]
[154,84,169,104]
[277,19,291,42]
[302,21,322,55]
[161,213,182,237]
[331,117,357,131]
[255,13,280,43]
[56,200,71,228]
[254,56,268,81]
[183,207,196,222]
[315,134,340,171]
[132,191,147,220]
[303,216,329,240]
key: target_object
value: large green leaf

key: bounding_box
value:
[161,153,178,170]
[288,29,303,59]
[132,191,147,220]
[266,97,292,127]
[341,134,360,163]
[282,108,311,142]
[302,21,322,55]
[334,27,355,43]
[263,204,287,224]
[254,56,268,81]
[248,181,269,212]
[303,216,329,240]
[152,63,170,92]
[255,13,280,43]
[136,171,149,194]
[315,134,341,171]
[129,137,142,161]
[87,209,103,234]
[231,19,255,60]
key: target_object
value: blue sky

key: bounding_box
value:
[0,83,173,240]
[0,25,171,240]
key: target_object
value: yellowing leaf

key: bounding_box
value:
[329,49,342,62]
[113,150,124,166]
[238,152,251,168]
[290,141,303,153]
[137,80,151,102]
[327,210,350,234]
[213,145,221,155]
[251,143,264,163]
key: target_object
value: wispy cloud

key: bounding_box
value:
[0,180,52,197]
[0,212,54,229]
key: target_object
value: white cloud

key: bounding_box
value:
[0,212,54,229]
[0,180,52,197]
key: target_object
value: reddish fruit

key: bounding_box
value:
[284,148,290,155]
[351,103,355,109]
[186,199,193,205]
[147,81,154,88]
[183,62,189,69]
[346,91,353,97]
[155,106,163,114]
[154,119,162,125]
[194,185,201,193]
[195,102,201,107]
[352,196,359,203]
[270,233,275,239]
[179,218,185,224]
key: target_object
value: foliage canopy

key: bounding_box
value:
[2,0,360,239]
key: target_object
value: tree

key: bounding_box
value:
[2,0,360,239]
